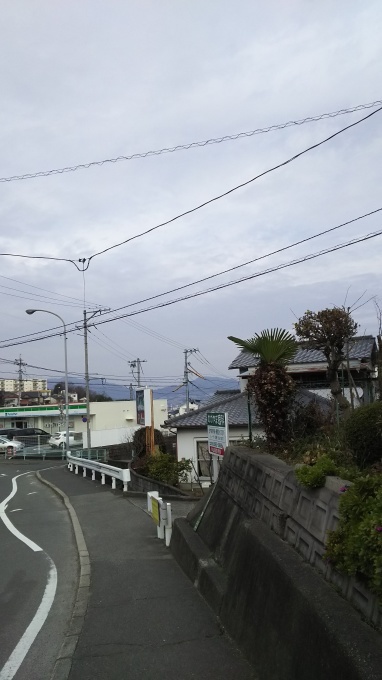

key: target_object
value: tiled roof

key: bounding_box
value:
[165,390,253,429]
[164,388,330,429]
[228,335,376,370]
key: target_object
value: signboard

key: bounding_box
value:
[136,388,153,427]
[151,496,160,526]
[207,412,229,456]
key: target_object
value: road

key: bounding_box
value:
[0,460,78,680]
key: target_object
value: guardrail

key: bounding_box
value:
[147,491,173,547]
[72,448,107,462]
[67,453,131,492]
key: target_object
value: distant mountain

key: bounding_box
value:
[153,377,240,408]
[48,376,239,406]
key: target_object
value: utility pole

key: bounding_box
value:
[82,307,109,451]
[15,355,26,406]
[184,348,199,412]
[128,358,147,388]
[83,310,91,451]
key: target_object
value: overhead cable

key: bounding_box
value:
[87,106,382,264]
[0,227,380,349]
[93,207,382,316]
[0,105,381,270]
[1,99,380,184]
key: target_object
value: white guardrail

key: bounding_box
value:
[147,491,172,547]
[67,453,131,491]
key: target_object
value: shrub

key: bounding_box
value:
[343,402,382,468]
[325,475,382,599]
[146,453,192,487]
[295,455,338,488]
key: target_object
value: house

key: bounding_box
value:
[165,387,329,483]
[164,389,251,481]
[229,335,377,404]
[168,400,200,419]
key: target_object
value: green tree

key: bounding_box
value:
[294,308,358,411]
[228,329,297,446]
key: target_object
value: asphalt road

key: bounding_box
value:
[0,460,78,680]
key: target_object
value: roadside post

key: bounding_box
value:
[147,491,173,546]
[207,412,229,483]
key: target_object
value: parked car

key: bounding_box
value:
[49,431,82,449]
[0,427,51,445]
[0,435,25,457]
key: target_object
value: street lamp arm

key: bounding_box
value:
[25,309,70,453]
[26,309,66,330]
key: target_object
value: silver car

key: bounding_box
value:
[0,435,25,457]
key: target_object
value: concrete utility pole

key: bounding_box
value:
[128,358,147,388]
[184,348,199,412]
[82,308,109,451]
[83,310,91,451]
[15,355,26,405]
[129,383,134,400]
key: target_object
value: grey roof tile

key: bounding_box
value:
[228,335,376,370]
[164,388,330,429]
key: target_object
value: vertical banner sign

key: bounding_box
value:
[136,388,153,427]
[207,412,229,456]
[136,389,145,425]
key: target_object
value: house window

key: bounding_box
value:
[196,440,211,478]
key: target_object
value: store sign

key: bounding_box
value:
[207,412,229,456]
[136,388,153,427]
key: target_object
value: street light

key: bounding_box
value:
[25,309,70,454]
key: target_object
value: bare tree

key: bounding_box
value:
[294,308,358,411]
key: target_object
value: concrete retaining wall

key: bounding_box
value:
[171,446,381,680]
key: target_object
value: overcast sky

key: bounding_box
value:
[0,1,381,398]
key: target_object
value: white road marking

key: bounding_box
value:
[27,492,37,495]
[9,509,22,513]
[0,557,57,680]
[0,472,58,680]
[0,474,7,477]
[0,474,41,552]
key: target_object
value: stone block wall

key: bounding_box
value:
[217,445,380,628]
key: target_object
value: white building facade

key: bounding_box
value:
[0,399,168,447]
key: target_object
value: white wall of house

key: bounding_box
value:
[83,426,139,448]
[176,425,256,481]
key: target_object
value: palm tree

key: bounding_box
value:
[228,329,297,447]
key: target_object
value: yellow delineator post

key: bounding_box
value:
[147,491,172,546]
[151,496,160,526]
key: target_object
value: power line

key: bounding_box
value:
[87,106,382,263]
[0,226,380,349]
[91,228,382,325]
[0,273,102,307]
[92,207,382,317]
[1,99,380,184]
[0,105,381,271]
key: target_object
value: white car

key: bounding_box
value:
[49,431,82,449]
[0,435,25,456]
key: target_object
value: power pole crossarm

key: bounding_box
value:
[128,358,147,388]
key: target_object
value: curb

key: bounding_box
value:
[36,470,91,680]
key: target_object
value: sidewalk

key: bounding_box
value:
[41,466,257,680]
